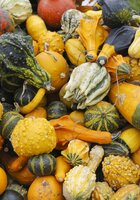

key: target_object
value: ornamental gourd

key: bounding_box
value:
[11,117,57,156]
[64,62,111,109]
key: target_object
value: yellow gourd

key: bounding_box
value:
[128,28,140,58]
[76,17,108,62]
[26,15,48,41]
[55,156,72,182]
[0,167,7,194]
[69,110,85,125]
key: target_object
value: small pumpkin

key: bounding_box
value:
[25,106,47,118]
[61,139,90,166]
[27,153,56,176]
[27,176,64,200]
[36,51,70,91]
[69,110,85,125]
[47,100,68,120]
[131,147,140,166]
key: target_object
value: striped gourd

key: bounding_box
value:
[64,62,111,109]
[84,101,121,133]
[27,153,56,176]
[0,33,51,92]
[1,111,23,139]
[14,85,36,106]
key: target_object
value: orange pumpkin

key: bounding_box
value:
[36,51,70,91]
[27,176,65,200]
[0,167,7,194]
[25,106,47,118]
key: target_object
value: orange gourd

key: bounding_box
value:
[36,51,70,91]
[0,167,7,195]
[109,82,140,129]
[27,176,64,200]
[25,106,47,118]
[50,115,112,149]
[132,148,140,166]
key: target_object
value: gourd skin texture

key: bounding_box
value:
[102,155,140,190]
[11,117,57,156]
[63,165,96,200]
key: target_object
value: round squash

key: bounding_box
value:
[1,111,24,139]
[0,167,7,195]
[69,110,85,125]
[25,106,47,118]
[27,153,56,176]
[11,117,57,156]
[47,101,68,120]
[0,190,24,200]
[132,148,140,166]
[27,176,64,200]
[84,101,121,133]
[36,51,70,91]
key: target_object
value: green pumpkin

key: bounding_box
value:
[84,101,121,133]
[14,85,36,106]
[27,153,56,176]
[47,100,68,120]
[1,111,23,139]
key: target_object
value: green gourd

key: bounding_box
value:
[27,153,56,176]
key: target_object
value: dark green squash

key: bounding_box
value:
[97,25,136,65]
[1,103,15,114]
[0,89,14,103]
[1,111,23,139]
[98,0,132,28]
[102,138,130,157]
[84,101,121,133]
[27,153,56,176]
[14,85,36,106]
[47,100,68,120]
[0,190,24,200]
[0,33,51,92]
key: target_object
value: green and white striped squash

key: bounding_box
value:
[27,153,56,176]
[1,111,23,139]
[64,62,111,109]
[84,101,121,133]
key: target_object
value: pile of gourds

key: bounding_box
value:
[0,0,140,199]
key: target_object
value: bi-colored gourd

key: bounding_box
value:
[109,82,140,129]
[27,153,56,176]
[119,128,140,153]
[84,101,121,133]
[97,26,136,65]
[1,111,24,139]
[64,62,111,109]
[61,139,90,166]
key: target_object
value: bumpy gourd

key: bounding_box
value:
[102,155,140,190]
[64,62,111,109]
[63,165,96,200]
[61,139,90,166]
[11,117,57,156]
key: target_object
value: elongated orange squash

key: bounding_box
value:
[109,82,140,129]
[50,115,112,149]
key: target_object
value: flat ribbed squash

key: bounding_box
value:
[84,101,121,133]
[109,82,140,129]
